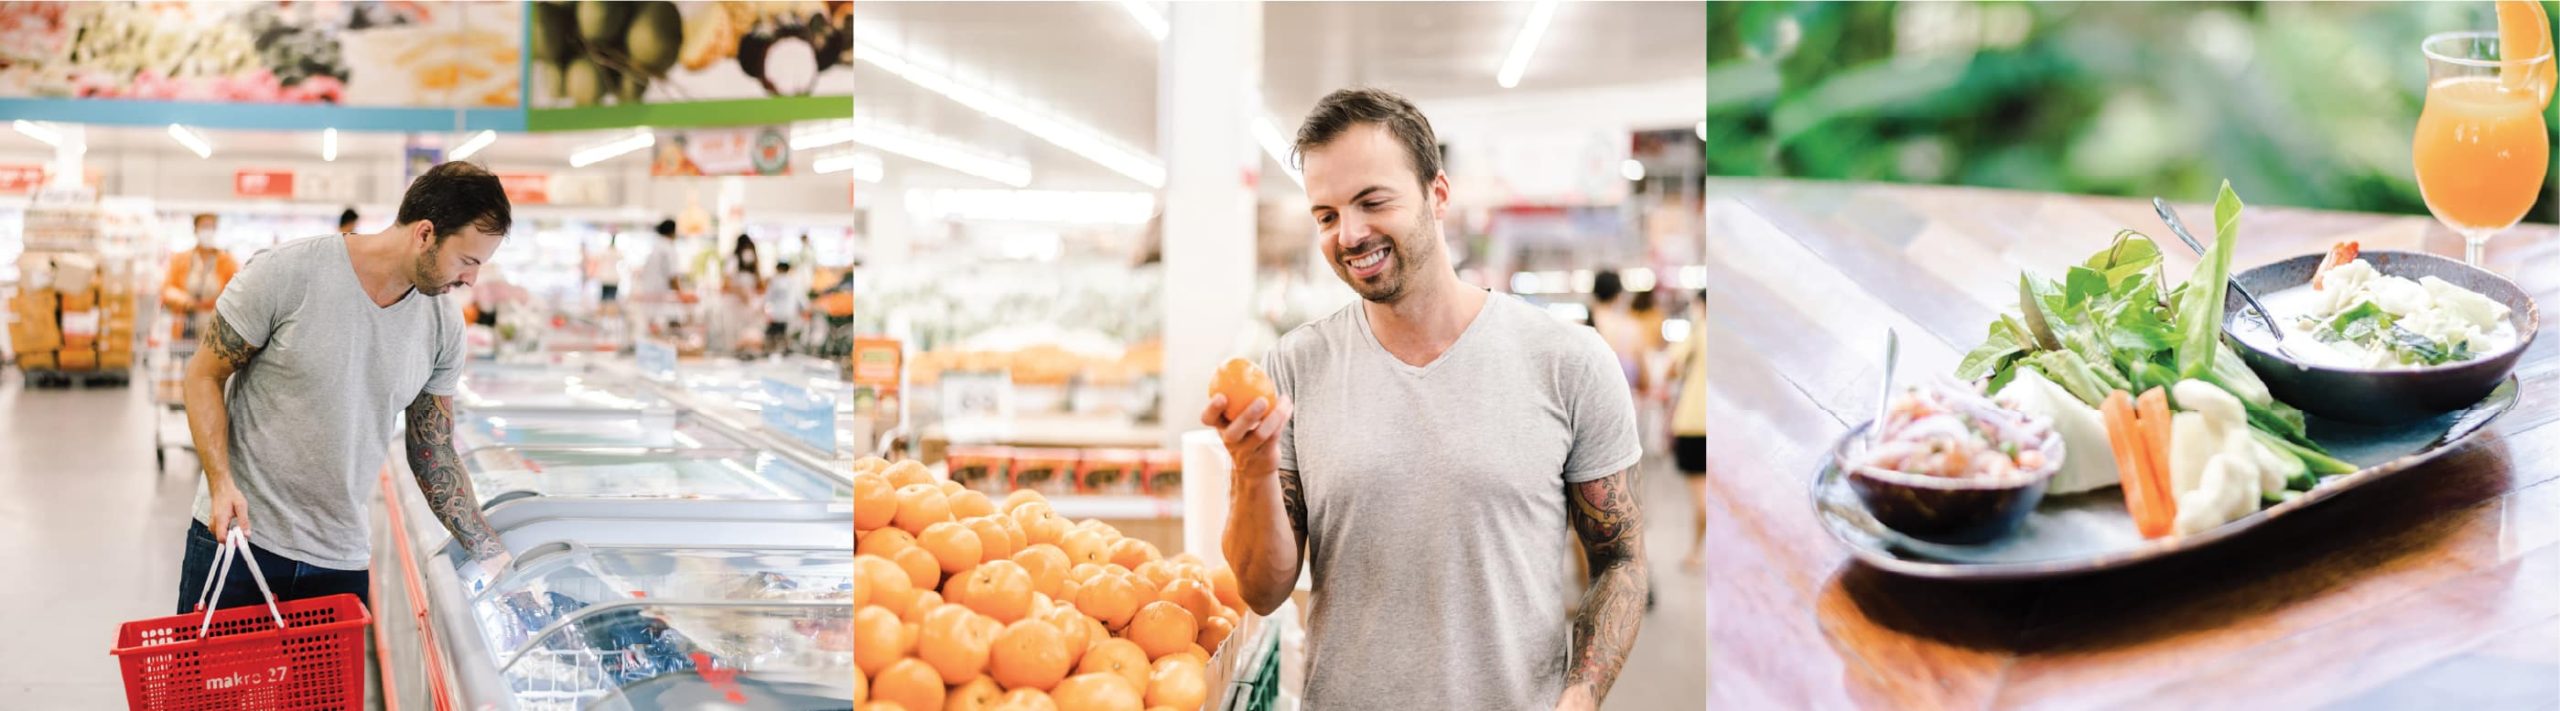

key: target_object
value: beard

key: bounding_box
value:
[1333,208,1438,305]
[410,246,457,296]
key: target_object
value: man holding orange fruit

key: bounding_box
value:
[1206,88,1650,710]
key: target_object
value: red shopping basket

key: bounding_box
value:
[111,528,370,710]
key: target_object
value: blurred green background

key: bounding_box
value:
[1707,1,2560,224]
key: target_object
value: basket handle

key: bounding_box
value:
[193,527,288,639]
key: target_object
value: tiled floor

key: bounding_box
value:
[1605,450,1711,711]
[0,370,384,709]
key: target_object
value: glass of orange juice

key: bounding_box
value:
[2412,30,2552,267]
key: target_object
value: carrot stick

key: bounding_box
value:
[2135,387,2179,524]
[2100,390,2163,537]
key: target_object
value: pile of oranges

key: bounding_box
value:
[854,457,1247,711]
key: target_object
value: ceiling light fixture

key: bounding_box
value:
[1251,116,1303,189]
[813,152,885,183]
[450,130,496,161]
[1497,0,1560,89]
[167,123,212,159]
[14,120,62,147]
[790,121,857,151]
[855,32,1164,187]
[1119,0,1168,41]
[852,118,1032,187]
[568,128,654,168]
[321,128,339,162]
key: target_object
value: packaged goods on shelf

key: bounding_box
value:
[99,350,131,370]
[1144,449,1184,497]
[56,349,95,371]
[1010,448,1082,496]
[1076,449,1146,496]
[19,351,55,370]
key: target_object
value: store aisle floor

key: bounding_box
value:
[0,371,191,706]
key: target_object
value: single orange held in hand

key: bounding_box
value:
[1209,357,1276,421]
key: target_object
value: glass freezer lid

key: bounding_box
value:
[465,448,848,503]
[475,545,850,655]
[481,600,851,711]
[461,410,741,450]
[455,368,665,411]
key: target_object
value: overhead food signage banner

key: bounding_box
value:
[651,126,792,176]
[523,1,852,131]
[0,1,842,132]
[0,2,527,131]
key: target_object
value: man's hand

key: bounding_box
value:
[1202,393,1292,477]
[207,482,250,539]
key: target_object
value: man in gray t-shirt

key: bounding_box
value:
[177,161,516,613]
[1206,89,1651,709]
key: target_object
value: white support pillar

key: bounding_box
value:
[1159,0,1264,452]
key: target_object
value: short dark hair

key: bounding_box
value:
[395,161,509,243]
[655,219,678,238]
[777,261,795,273]
[338,208,358,227]
[1592,270,1625,303]
[1293,88,1443,190]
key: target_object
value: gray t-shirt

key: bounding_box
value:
[1269,291,1641,708]
[193,235,464,569]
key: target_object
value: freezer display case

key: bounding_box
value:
[465,447,849,504]
[462,410,745,450]
[470,545,852,710]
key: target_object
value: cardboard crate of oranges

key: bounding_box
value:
[856,456,1244,711]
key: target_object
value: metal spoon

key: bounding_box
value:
[2152,197,2300,361]
[1872,328,1898,445]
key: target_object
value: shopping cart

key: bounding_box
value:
[148,309,206,471]
[110,528,371,710]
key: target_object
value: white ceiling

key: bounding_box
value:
[853,0,1706,190]
[0,123,679,166]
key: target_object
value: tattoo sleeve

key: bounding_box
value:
[1278,469,1309,548]
[205,312,258,371]
[404,392,507,560]
[1564,469,1648,701]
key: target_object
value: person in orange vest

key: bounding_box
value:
[163,214,241,341]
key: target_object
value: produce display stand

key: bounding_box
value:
[8,189,147,390]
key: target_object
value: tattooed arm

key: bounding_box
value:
[1561,469,1649,709]
[183,314,261,537]
[403,392,509,564]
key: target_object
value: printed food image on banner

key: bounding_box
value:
[651,127,792,176]
[526,1,850,129]
[0,2,520,108]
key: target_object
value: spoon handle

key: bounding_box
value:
[1872,328,1898,443]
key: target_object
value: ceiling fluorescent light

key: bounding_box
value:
[321,128,339,161]
[813,152,885,183]
[852,118,1032,187]
[450,130,496,161]
[167,123,213,158]
[1120,0,1168,41]
[855,32,1164,187]
[790,122,857,151]
[1251,116,1303,188]
[1497,0,1560,89]
[13,120,61,147]
[569,128,654,168]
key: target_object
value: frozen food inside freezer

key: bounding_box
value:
[466,448,848,503]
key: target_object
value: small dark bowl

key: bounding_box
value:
[1832,421,2063,544]
[2222,250,2538,425]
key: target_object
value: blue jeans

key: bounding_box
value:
[176,520,369,615]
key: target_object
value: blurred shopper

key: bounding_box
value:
[178,161,514,613]
[1664,290,1708,572]
[337,207,358,234]
[162,214,240,343]
[589,234,624,306]
[1210,88,1646,710]
[720,235,765,355]
[626,219,687,338]
[766,261,809,355]
[1589,270,1650,399]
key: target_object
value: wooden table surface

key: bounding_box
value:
[1704,179,2560,710]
